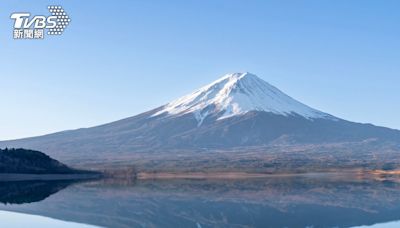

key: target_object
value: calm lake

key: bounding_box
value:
[0,174,400,228]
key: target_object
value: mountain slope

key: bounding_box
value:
[0,73,399,168]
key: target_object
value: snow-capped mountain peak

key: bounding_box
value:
[153,72,333,125]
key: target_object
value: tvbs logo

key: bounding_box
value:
[11,6,70,39]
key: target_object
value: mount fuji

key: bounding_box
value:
[152,72,334,124]
[1,72,399,171]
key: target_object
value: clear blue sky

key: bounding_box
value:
[0,0,399,140]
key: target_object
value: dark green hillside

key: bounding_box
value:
[0,148,91,174]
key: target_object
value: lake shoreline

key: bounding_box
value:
[3,169,396,182]
[0,173,102,182]
[136,169,400,180]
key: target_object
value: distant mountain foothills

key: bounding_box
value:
[1,73,399,172]
[0,148,92,174]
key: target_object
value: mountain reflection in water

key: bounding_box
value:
[0,180,75,204]
[0,174,400,228]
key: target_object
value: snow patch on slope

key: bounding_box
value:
[153,72,334,124]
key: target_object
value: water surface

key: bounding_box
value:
[0,210,98,228]
[1,174,400,228]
